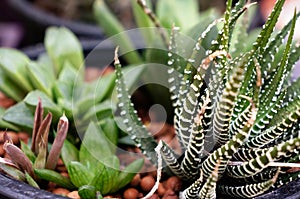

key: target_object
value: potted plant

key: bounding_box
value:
[115,0,300,198]
[0,0,300,198]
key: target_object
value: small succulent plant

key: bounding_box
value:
[57,121,144,198]
[0,99,69,189]
[34,119,144,198]
[0,99,144,198]
[0,26,144,136]
[115,0,300,198]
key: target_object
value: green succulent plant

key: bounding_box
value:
[0,100,144,198]
[0,26,145,136]
[115,0,300,198]
[35,121,144,198]
[0,99,70,189]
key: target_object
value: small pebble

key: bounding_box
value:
[140,175,155,192]
[130,174,141,187]
[157,182,166,197]
[0,92,15,108]
[7,132,19,145]
[123,188,139,199]
[0,144,5,156]
[57,158,64,166]
[52,188,70,196]
[0,131,18,144]
[148,193,159,199]
[67,191,80,199]
[47,182,57,192]
[56,165,68,172]
[165,176,182,192]
[60,172,69,178]
[163,189,178,199]
[18,132,30,144]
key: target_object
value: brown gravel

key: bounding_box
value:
[0,92,15,108]
[52,188,70,196]
[130,174,141,187]
[123,188,140,199]
[0,144,4,156]
[18,132,30,144]
[165,176,182,192]
[0,131,19,145]
[157,183,167,197]
[67,191,80,199]
[140,175,156,192]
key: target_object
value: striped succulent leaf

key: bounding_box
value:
[259,11,297,115]
[227,137,300,179]
[180,171,203,199]
[180,90,209,177]
[172,19,221,149]
[115,0,300,198]
[114,48,158,164]
[218,169,279,198]
[260,12,300,76]
[246,98,300,148]
[201,102,256,179]
[159,141,187,179]
[198,160,220,199]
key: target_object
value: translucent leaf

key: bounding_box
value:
[45,27,84,75]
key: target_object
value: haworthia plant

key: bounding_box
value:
[116,0,300,198]
[0,100,70,189]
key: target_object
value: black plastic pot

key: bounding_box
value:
[0,173,68,199]
[254,178,300,199]
[5,0,105,47]
[21,39,115,68]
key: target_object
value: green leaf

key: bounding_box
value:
[253,0,285,52]
[68,161,94,188]
[34,169,75,190]
[114,57,157,164]
[2,101,34,130]
[78,185,97,199]
[0,162,26,181]
[61,139,79,167]
[131,0,156,45]
[25,172,39,189]
[80,101,115,126]
[90,71,116,102]
[33,138,47,169]
[90,156,119,195]
[99,118,118,153]
[187,8,219,49]
[20,141,36,163]
[26,61,55,97]
[259,10,297,112]
[0,67,27,102]
[93,0,142,64]
[0,48,33,92]
[0,107,20,131]
[156,0,200,32]
[24,90,62,121]
[45,27,84,75]
[79,122,113,171]
[114,158,144,191]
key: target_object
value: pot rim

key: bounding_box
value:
[6,0,104,38]
[0,173,68,199]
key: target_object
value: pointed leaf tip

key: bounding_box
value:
[114,46,120,65]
